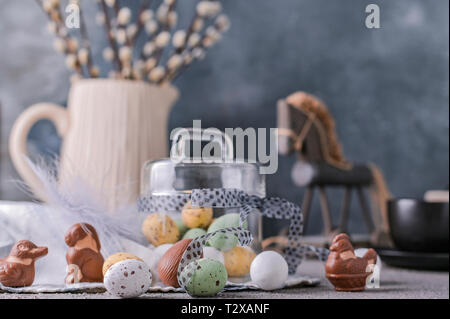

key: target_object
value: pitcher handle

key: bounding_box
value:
[9,103,69,201]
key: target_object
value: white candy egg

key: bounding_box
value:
[104,259,152,298]
[354,248,382,268]
[250,251,288,290]
[203,246,225,265]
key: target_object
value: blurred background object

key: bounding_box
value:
[376,197,449,270]
[424,190,449,203]
[277,91,392,246]
[0,0,448,236]
[387,198,449,253]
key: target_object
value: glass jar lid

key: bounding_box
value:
[140,128,265,197]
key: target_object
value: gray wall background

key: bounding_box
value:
[1,0,448,235]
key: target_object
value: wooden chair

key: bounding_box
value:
[277,92,391,245]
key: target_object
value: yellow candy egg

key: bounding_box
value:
[142,213,180,247]
[103,252,143,275]
[181,201,213,229]
[223,246,256,277]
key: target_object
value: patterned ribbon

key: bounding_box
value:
[176,227,252,292]
[138,188,329,277]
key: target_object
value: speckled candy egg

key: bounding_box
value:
[181,201,213,228]
[207,213,247,251]
[142,213,180,246]
[250,251,288,290]
[104,259,152,298]
[224,246,256,277]
[103,252,143,276]
[182,228,207,240]
[181,258,228,297]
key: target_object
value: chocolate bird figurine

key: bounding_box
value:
[64,223,104,284]
[325,233,377,291]
[0,240,48,287]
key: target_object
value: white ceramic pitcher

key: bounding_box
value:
[9,79,179,211]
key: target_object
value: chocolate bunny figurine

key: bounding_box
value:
[0,240,48,287]
[64,223,104,283]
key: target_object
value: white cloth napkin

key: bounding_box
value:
[0,201,321,294]
[0,201,153,285]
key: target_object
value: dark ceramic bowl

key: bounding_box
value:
[388,198,449,253]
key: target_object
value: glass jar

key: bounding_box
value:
[140,129,266,251]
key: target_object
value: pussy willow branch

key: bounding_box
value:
[130,0,153,46]
[161,1,201,75]
[165,25,217,84]
[173,0,215,55]
[98,0,122,71]
[35,0,84,76]
[78,1,95,77]
[54,0,87,77]
[164,2,222,83]
[153,0,178,68]
[113,0,132,48]
[35,0,228,84]
[113,0,136,79]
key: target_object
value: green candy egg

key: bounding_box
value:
[182,228,207,240]
[174,218,188,236]
[182,258,228,297]
[207,213,247,251]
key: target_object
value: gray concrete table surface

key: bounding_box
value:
[0,260,448,299]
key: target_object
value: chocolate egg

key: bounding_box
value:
[158,239,198,287]
[182,228,207,240]
[224,246,256,277]
[103,252,143,276]
[104,259,152,298]
[181,201,213,228]
[148,243,173,283]
[181,258,228,297]
[142,213,180,247]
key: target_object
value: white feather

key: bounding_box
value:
[19,156,147,256]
